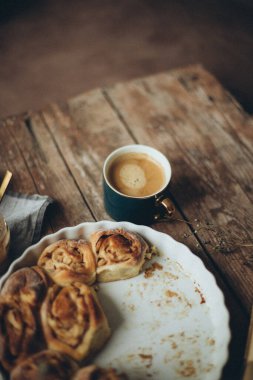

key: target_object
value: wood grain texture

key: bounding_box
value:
[0,117,38,194]
[100,65,252,380]
[42,89,136,221]
[0,64,251,380]
[2,112,94,231]
[105,66,253,314]
[42,70,249,379]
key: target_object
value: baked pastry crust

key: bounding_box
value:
[0,296,39,371]
[90,228,149,282]
[10,349,78,380]
[73,365,128,380]
[1,266,49,307]
[37,239,96,286]
[41,282,110,361]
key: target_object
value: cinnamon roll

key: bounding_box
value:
[41,283,110,361]
[10,349,78,380]
[1,266,49,307]
[37,239,96,286]
[73,365,128,380]
[90,228,149,282]
[0,296,39,371]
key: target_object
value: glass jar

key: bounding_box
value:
[0,214,10,264]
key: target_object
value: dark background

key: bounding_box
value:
[0,0,253,118]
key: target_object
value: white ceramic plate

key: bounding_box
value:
[0,221,230,380]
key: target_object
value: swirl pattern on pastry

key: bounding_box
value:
[1,266,49,307]
[73,365,128,380]
[0,296,39,371]
[90,228,149,282]
[10,349,78,380]
[37,239,96,286]
[41,282,110,361]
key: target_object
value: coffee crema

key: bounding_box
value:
[107,152,166,197]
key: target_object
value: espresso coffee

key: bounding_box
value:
[108,152,166,197]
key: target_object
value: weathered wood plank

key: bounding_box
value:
[43,85,248,379]
[6,112,94,230]
[163,65,253,201]
[0,116,53,270]
[41,90,136,222]
[144,70,253,290]
[1,65,249,380]
[103,71,251,380]
[43,88,228,257]
[42,89,219,248]
[105,73,253,314]
[0,117,37,194]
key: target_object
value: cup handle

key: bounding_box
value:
[154,195,176,222]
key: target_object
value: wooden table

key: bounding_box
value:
[0,64,252,380]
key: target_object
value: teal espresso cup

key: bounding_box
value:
[103,144,174,225]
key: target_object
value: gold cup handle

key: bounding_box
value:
[154,195,176,222]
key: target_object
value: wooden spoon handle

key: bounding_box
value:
[0,170,12,203]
